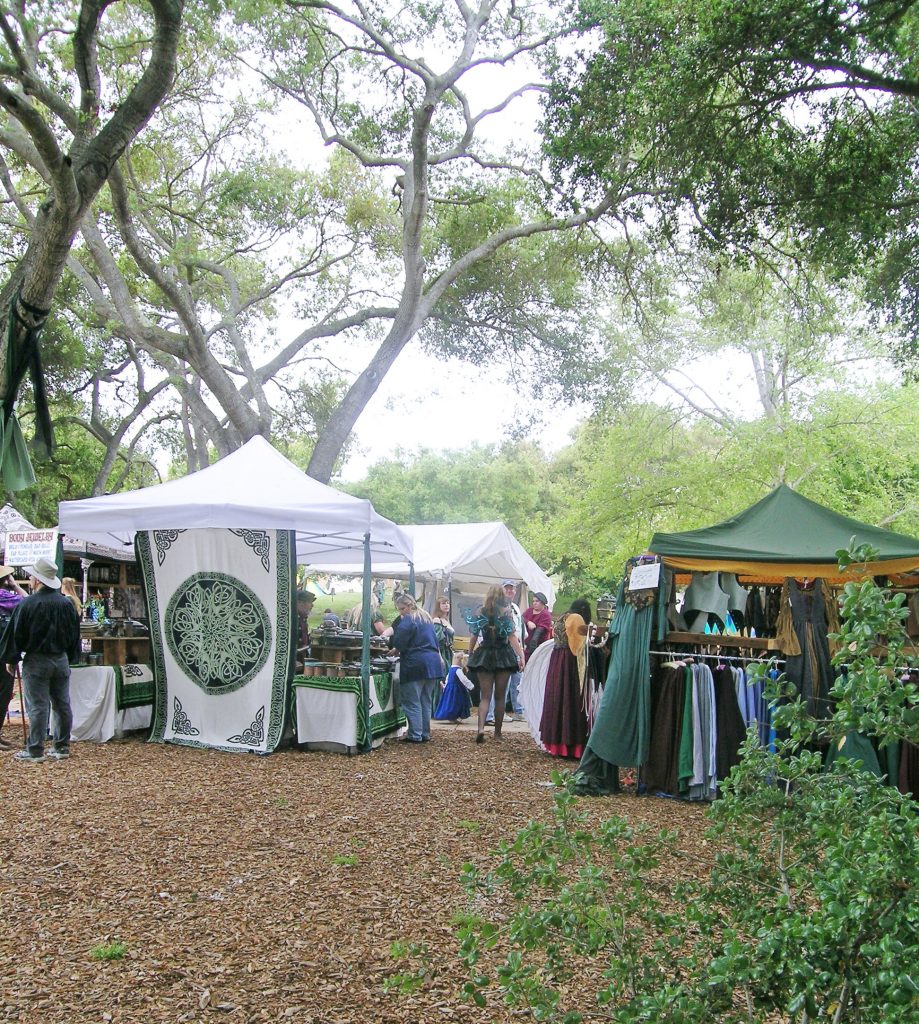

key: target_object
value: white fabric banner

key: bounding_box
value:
[140,528,295,753]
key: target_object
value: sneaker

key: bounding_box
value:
[48,750,70,760]
[505,714,515,722]
[485,719,495,726]
[13,750,45,763]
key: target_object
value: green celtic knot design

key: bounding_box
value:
[165,573,272,694]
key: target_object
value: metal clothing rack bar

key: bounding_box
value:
[649,649,786,665]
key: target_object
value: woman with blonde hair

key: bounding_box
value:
[466,584,525,743]
[61,577,83,617]
[390,592,444,743]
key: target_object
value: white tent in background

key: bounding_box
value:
[58,436,413,567]
[313,521,556,609]
[403,522,555,607]
[0,502,37,535]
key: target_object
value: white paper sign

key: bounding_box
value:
[628,561,661,590]
[4,528,58,566]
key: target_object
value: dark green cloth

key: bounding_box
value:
[677,666,695,795]
[824,732,882,777]
[572,746,620,795]
[0,413,36,491]
[575,565,669,779]
[650,484,919,565]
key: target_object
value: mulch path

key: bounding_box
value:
[0,727,711,1024]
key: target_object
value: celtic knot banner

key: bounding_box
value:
[140,528,295,753]
[165,573,271,693]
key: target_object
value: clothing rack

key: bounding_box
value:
[649,649,786,665]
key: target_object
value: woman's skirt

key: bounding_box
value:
[538,646,588,759]
[467,641,518,673]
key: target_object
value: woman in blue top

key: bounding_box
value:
[391,593,445,743]
[466,585,525,744]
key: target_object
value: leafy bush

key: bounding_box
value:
[455,546,919,1022]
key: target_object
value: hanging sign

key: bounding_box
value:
[628,561,661,590]
[4,528,58,566]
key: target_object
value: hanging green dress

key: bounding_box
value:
[574,561,669,795]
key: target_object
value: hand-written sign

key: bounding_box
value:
[4,529,58,566]
[628,561,661,591]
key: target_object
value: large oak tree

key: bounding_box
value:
[0,1,184,488]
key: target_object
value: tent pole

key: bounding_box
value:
[359,532,372,753]
[408,562,415,598]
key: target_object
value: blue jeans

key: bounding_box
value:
[488,671,523,719]
[22,653,72,756]
[400,677,437,741]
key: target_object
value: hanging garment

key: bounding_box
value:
[584,643,609,733]
[899,740,919,800]
[712,664,748,784]
[687,662,717,801]
[641,661,687,797]
[906,592,919,639]
[776,579,838,721]
[719,573,749,632]
[573,562,669,792]
[763,586,783,637]
[539,612,591,759]
[664,572,687,631]
[743,587,765,637]
[520,638,554,750]
[825,732,883,776]
[682,572,730,633]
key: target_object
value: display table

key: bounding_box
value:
[64,664,154,743]
[292,672,404,753]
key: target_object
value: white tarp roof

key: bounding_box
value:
[313,521,555,607]
[0,502,37,533]
[58,436,413,567]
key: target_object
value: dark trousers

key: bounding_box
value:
[0,664,13,726]
[22,653,72,756]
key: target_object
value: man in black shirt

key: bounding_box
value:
[0,556,81,763]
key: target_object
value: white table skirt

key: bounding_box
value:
[295,684,359,748]
[294,672,403,753]
[61,666,152,743]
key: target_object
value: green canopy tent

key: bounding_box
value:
[574,486,919,787]
[648,485,919,579]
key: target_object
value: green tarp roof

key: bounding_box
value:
[649,485,919,568]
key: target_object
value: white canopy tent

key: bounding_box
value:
[57,437,413,753]
[58,436,413,567]
[313,521,556,609]
[405,522,555,607]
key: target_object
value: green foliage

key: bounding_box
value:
[345,442,562,549]
[6,415,159,524]
[330,853,358,866]
[454,551,919,1022]
[345,375,919,597]
[383,941,434,996]
[90,941,128,962]
[543,0,919,366]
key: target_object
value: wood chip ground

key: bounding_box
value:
[0,721,711,1023]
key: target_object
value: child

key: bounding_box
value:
[433,652,472,723]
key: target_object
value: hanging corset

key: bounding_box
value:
[682,571,730,632]
[719,572,749,630]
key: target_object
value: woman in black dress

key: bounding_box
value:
[466,585,525,743]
